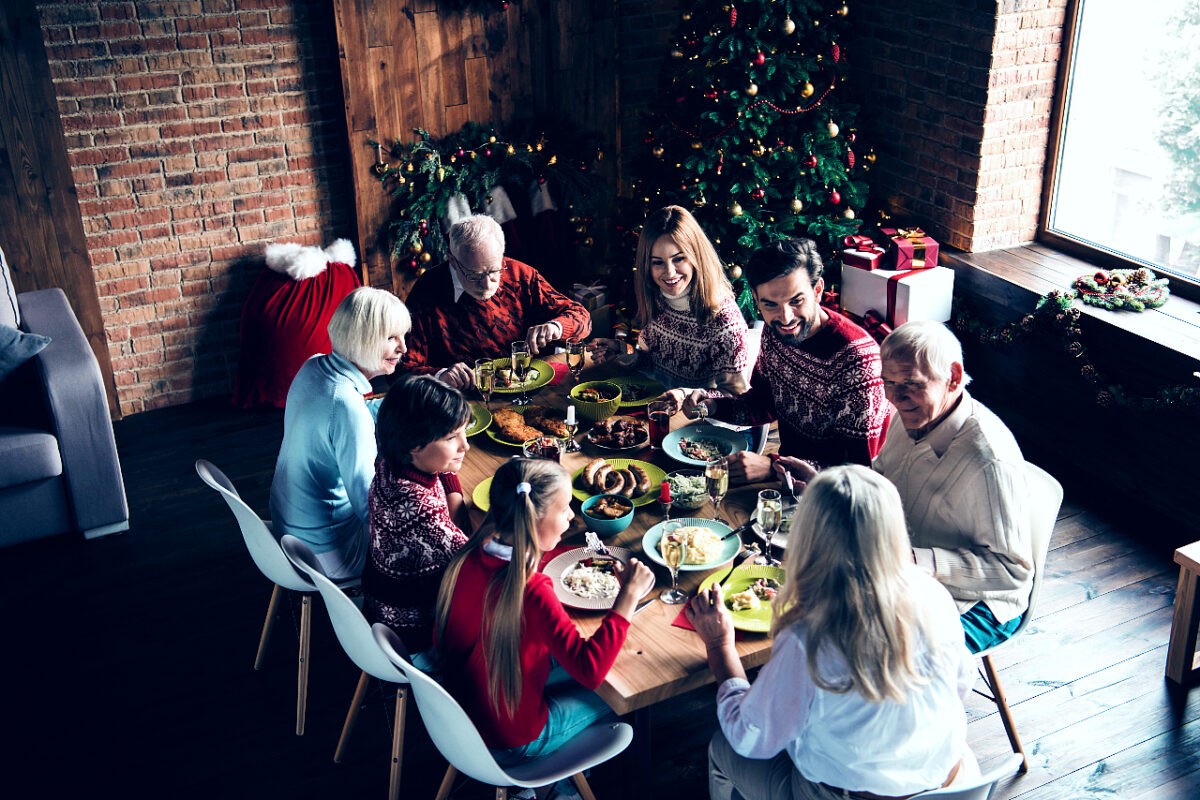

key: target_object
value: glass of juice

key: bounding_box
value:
[647,399,672,450]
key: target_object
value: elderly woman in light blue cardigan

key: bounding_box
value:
[270,286,410,580]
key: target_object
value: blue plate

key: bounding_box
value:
[641,517,738,571]
[661,422,747,467]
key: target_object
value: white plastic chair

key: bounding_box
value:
[372,622,633,800]
[281,535,411,800]
[912,753,1024,799]
[195,459,354,735]
[973,463,1063,773]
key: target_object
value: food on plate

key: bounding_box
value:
[750,576,781,602]
[524,406,569,438]
[726,588,761,611]
[588,416,648,449]
[667,473,707,508]
[578,457,651,499]
[493,408,544,443]
[585,496,633,520]
[603,468,636,497]
[620,382,651,401]
[628,463,652,495]
[495,366,540,388]
[661,525,724,565]
[583,458,607,488]
[678,436,731,461]
[576,385,617,403]
[562,557,622,599]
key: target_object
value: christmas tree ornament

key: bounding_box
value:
[729,265,743,280]
[751,143,766,157]
[652,145,665,158]
[832,42,842,62]
[827,120,840,137]
[752,51,766,66]
[865,149,877,164]
[729,5,737,26]
[801,81,815,98]
[415,266,426,277]
[837,4,849,16]
[731,201,744,216]
[828,189,841,205]
[842,208,855,219]
[751,186,765,200]
[846,149,855,168]
[410,240,423,253]
[691,140,704,150]
[436,167,445,182]
[419,251,432,263]
[783,16,795,34]
[791,198,803,213]
[804,153,818,168]
[746,82,758,96]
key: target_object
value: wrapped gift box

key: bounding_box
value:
[842,234,888,270]
[879,227,939,270]
[840,264,954,327]
[572,282,607,311]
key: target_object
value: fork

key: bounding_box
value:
[584,530,610,557]
[709,545,760,591]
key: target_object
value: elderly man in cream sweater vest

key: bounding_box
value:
[872,320,1034,653]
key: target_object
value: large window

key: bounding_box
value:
[1043,0,1200,280]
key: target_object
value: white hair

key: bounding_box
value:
[880,320,971,385]
[327,287,410,370]
[448,215,505,260]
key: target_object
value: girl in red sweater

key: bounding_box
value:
[434,458,654,768]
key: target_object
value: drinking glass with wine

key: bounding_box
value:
[647,400,672,450]
[706,455,729,525]
[755,488,783,565]
[566,337,586,383]
[659,523,688,604]
[474,358,495,407]
[510,340,532,406]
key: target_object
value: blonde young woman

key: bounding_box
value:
[688,465,978,800]
[590,205,751,392]
[434,458,654,769]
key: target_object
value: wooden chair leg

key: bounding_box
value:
[296,594,312,736]
[388,686,407,800]
[434,766,458,800]
[334,670,370,763]
[573,771,598,800]
[255,583,284,670]
[1166,565,1200,684]
[494,788,507,800]
[982,654,1027,773]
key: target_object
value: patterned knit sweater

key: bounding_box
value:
[401,257,592,374]
[363,461,468,652]
[713,311,888,468]
[640,295,751,390]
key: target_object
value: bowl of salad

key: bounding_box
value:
[665,469,707,511]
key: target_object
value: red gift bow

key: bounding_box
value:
[862,309,893,340]
[844,234,885,254]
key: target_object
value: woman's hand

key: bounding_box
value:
[611,557,656,620]
[687,584,735,649]
[586,338,624,366]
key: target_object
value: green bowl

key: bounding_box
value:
[580,494,635,537]
[569,380,622,423]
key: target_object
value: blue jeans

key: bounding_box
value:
[491,664,615,766]
[962,602,1023,653]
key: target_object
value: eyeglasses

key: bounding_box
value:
[452,255,506,286]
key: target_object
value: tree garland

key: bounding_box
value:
[953,289,1200,411]
[1073,267,1170,311]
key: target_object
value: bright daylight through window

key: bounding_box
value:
[1046,0,1200,279]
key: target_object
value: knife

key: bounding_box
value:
[722,520,758,541]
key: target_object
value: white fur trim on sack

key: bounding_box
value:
[265,238,357,281]
[484,186,518,225]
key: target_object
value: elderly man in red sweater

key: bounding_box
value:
[401,215,591,389]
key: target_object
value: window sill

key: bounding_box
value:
[943,243,1200,366]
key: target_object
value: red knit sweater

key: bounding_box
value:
[401,258,592,375]
[437,548,629,749]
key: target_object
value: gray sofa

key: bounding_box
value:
[0,251,128,546]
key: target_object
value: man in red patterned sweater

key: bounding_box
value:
[675,238,889,485]
[400,215,591,389]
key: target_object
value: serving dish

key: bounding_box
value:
[570,458,666,508]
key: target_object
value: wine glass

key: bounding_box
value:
[510,341,532,406]
[706,455,729,525]
[755,489,783,566]
[474,358,495,407]
[566,337,586,384]
[659,523,688,604]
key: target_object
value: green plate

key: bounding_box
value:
[641,517,738,571]
[471,476,493,512]
[698,564,786,633]
[484,406,565,448]
[466,402,492,437]
[489,358,554,394]
[609,375,665,408]
[570,458,666,508]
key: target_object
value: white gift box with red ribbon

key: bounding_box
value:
[840,264,954,327]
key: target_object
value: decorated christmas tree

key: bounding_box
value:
[622,1,873,314]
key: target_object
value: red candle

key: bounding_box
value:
[659,480,671,503]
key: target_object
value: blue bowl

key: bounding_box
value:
[580,494,635,537]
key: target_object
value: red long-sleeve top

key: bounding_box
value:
[437,548,629,748]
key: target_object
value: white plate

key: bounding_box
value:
[641,518,738,571]
[661,422,747,467]
[543,546,632,610]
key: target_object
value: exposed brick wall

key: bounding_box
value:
[850,0,1065,252]
[36,0,353,416]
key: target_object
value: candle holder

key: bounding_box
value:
[563,404,581,452]
[658,479,672,521]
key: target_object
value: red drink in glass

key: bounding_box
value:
[647,401,671,450]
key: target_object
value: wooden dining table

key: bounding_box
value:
[454,354,781,722]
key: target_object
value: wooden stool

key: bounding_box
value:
[1166,540,1200,684]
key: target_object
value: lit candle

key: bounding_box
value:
[566,404,576,425]
[659,479,671,503]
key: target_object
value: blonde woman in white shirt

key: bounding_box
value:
[688,465,977,800]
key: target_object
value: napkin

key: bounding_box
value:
[548,362,570,386]
[672,597,745,639]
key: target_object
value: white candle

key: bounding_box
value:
[566,404,576,425]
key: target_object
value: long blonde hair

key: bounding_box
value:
[633,205,731,330]
[434,458,569,717]
[771,465,929,703]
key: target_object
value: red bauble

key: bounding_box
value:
[753,51,766,66]
[829,189,841,206]
[831,43,842,63]
[705,90,718,100]
[751,187,765,200]
[730,6,737,26]
[846,149,855,169]
[804,154,818,168]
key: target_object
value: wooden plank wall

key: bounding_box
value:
[0,5,118,416]
[332,0,618,298]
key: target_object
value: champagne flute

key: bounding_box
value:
[510,341,532,406]
[706,455,730,525]
[659,524,688,604]
[474,358,495,407]
[566,337,586,384]
[755,489,783,566]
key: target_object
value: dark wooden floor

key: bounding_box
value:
[2,397,1197,799]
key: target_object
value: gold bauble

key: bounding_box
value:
[488,135,497,143]
[791,198,803,213]
[751,144,765,157]
[842,208,856,220]
[746,82,758,96]
[410,241,423,254]
[652,145,665,158]
[729,265,743,280]
[865,149,877,164]
[690,140,703,150]
[731,202,744,217]
[783,17,796,34]
[801,82,815,98]
[419,251,432,263]
[436,167,445,182]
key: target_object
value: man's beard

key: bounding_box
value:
[770,316,814,345]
